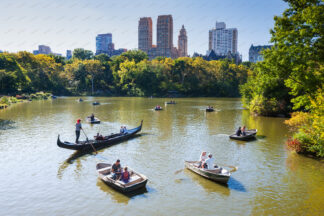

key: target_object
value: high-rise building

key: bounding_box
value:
[249,44,272,63]
[178,25,187,57]
[33,45,52,55]
[208,22,238,56]
[139,15,182,59]
[138,17,153,53]
[66,50,72,60]
[96,33,112,55]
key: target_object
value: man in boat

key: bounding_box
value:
[198,151,207,168]
[236,127,242,136]
[112,159,122,180]
[120,166,130,183]
[90,113,95,121]
[120,126,124,134]
[203,154,215,169]
[75,119,82,143]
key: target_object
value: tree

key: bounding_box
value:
[73,48,93,60]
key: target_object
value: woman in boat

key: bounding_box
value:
[75,119,82,143]
[95,133,104,140]
[120,126,124,134]
[120,167,130,183]
[198,151,207,168]
[112,159,121,180]
[236,127,242,136]
[242,126,246,136]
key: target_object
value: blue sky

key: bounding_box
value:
[0,0,288,60]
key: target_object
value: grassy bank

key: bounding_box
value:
[0,92,52,109]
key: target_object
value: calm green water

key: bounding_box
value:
[0,97,323,216]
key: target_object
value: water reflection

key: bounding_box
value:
[0,119,15,130]
[96,179,148,204]
[184,169,231,196]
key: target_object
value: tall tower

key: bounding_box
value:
[157,15,173,52]
[96,33,112,55]
[208,22,238,55]
[178,25,187,57]
[138,17,153,53]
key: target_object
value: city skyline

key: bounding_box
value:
[0,0,287,60]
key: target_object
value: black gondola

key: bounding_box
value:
[57,120,143,151]
[229,129,257,141]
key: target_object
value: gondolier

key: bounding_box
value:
[75,119,82,143]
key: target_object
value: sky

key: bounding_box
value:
[0,0,288,61]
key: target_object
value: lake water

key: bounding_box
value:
[0,97,323,216]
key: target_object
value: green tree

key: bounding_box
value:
[73,48,93,60]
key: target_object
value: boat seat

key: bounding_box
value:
[116,175,141,186]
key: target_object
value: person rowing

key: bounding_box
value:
[203,153,215,169]
[90,113,95,121]
[75,119,82,143]
[112,159,122,180]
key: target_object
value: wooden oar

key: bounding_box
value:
[82,128,98,154]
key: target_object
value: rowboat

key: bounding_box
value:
[93,101,100,105]
[185,161,231,184]
[96,163,148,193]
[206,107,214,112]
[229,129,257,141]
[165,101,176,104]
[57,120,143,151]
[78,98,83,102]
[154,106,163,111]
[86,117,101,124]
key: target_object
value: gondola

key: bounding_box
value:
[185,161,231,184]
[86,117,101,124]
[93,101,100,105]
[206,107,214,112]
[96,163,148,193]
[57,120,143,151]
[229,129,257,141]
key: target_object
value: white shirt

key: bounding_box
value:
[205,157,215,169]
[200,154,207,162]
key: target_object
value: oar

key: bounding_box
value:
[218,164,238,172]
[82,128,98,154]
[174,169,183,175]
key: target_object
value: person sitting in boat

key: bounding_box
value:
[198,151,207,168]
[236,127,242,136]
[95,133,104,140]
[242,126,246,136]
[120,166,130,183]
[112,159,121,180]
[90,113,95,121]
[75,119,82,144]
[203,154,215,169]
[120,126,125,134]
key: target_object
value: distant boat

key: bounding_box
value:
[96,163,148,193]
[93,101,100,105]
[206,107,214,112]
[185,161,231,184]
[229,129,257,141]
[154,106,163,111]
[78,98,83,102]
[86,117,101,124]
[51,95,57,99]
[165,101,176,105]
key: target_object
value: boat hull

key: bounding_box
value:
[229,129,257,141]
[185,161,230,184]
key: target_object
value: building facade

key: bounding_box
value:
[178,25,187,57]
[249,44,272,63]
[138,17,153,53]
[33,45,52,55]
[208,22,238,56]
[138,15,182,59]
[96,33,113,55]
[66,50,72,60]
